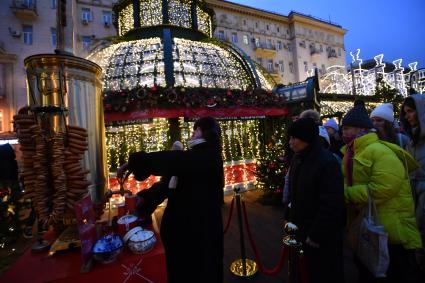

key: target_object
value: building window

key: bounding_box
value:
[287,43,292,51]
[255,38,260,47]
[277,27,280,33]
[338,48,341,56]
[82,8,92,22]
[231,33,237,43]
[82,36,92,50]
[277,41,282,50]
[21,0,35,8]
[217,30,225,40]
[309,42,316,52]
[266,24,269,31]
[243,19,246,25]
[103,11,112,26]
[0,64,4,99]
[0,110,3,132]
[243,34,249,45]
[304,61,308,72]
[279,61,284,72]
[289,62,294,73]
[23,25,33,45]
[255,22,258,28]
[267,59,273,71]
[266,39,272,49]
[320,44,323,52]
[51,0,57,9]
[51,28,57,48]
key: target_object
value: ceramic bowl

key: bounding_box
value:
[92,234,123,263]
[123,226,143,244]
[117,214,138,237]
[128,229,157,254]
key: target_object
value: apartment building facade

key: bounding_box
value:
[208,0,346,85]
[0,0,346,133]
[0,0,117,134]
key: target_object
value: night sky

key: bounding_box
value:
[228,0,425,69]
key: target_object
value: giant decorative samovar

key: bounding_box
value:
[12,1,106,245]
[24,53,107,200]
[14,53,106,228]
[15,53,106,229]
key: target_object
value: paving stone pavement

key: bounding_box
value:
[155,189,358,283]
[223,190,360,283]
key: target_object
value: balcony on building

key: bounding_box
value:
[310,46,321,60]
[327,48,338,58]
[215,33,229,42]
[327,49,338,64]
[254,41,276,57]
[268,68,281,81]
[10,0,37,21]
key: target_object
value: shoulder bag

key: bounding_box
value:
[354,187,390,277]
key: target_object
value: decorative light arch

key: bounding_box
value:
[318,49,421,96]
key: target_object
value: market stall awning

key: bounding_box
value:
[104,106,288,123]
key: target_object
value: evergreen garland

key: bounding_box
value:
[103,85,287,113]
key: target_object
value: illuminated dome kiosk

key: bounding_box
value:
[88,0,316,193]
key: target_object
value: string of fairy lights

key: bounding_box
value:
[118,3,133,36]
[116,0,213,37]
[173,38,253,89]
[196,6,212,37]
[140,0,163,27]
[168,0,192,28]
[105,118,263,172]
[105,118,170,170]
[87,38,164,91]
[319,49,420,97]
[320,100,380,117]
[88,37,265,91]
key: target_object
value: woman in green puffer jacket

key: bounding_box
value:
[341,100,421,282]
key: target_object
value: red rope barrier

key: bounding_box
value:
[223,197,235,234]
[241,201,289,276]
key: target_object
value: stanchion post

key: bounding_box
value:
[230,187,258,277]
[282,222,302,283]
[237,187,247,276]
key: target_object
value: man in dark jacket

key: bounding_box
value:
[117,117,224,283]
[286,118,345,283]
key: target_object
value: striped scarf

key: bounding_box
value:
[344,131,370,186]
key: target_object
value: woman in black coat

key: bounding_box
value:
[117,117,224,283]
[286,118,345,283]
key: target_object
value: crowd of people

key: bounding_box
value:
[116,95,425,283]
[284,96,425,283]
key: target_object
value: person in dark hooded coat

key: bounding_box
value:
[400,94,425,272]
[285,118,345,283]
[117,117,224,283]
